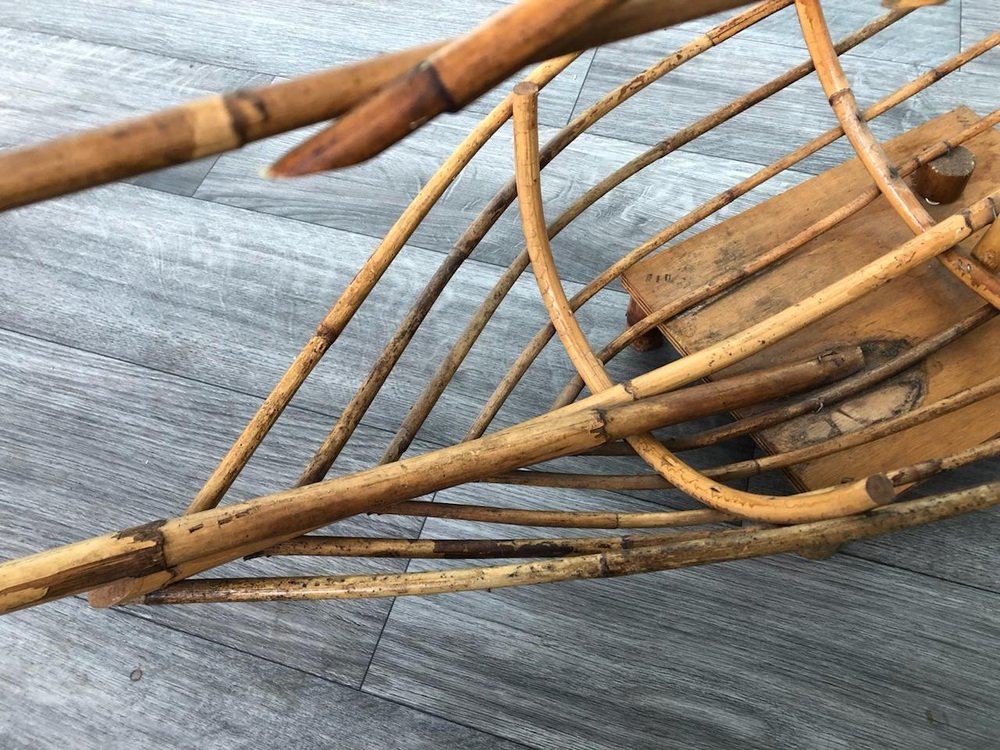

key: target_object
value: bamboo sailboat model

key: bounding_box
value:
[1,0,998,614]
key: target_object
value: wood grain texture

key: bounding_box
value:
[0,1,593,128]
[0,598,522,750]
[573,21,997,176]
[0,329,434,685]
[0,27,271,197]
[366,538,1000,749]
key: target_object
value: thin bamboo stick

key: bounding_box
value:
[795,0,1000,308]
[182,55,577,516]
[138,482,1000,604]
[553,111,1000,408]
[298,1,792,481]
[492,371,1000,489]
[465,28,1000,439]
[888,437,1000,486]
[252,528,717,560]
[381,502,733,529]
[0,0,767,211]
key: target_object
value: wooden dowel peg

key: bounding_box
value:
[913,146,976,204]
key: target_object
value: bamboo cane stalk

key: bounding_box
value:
[268,0,775,176]
[492,369,1000,490]
[795,0,1000,309]
[298,1,792,482]
[582,305,996,456]
[553,111,1000,408]
[381,502,734,529]
[465,28,1000,439]
[252,528,717,560]
[182,54,577,516]
[138,482,1000,604]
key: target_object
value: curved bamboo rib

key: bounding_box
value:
[554,110,1000,407]
[465,28,1000,439]
[512,82,890,523]
[795,0,1000,309]
[889,437,1000,487]
[140,482,1000,604]
[182,54,578,515]
[297,0,793,482]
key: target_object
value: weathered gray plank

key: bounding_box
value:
[748,452,1000,595]
[0,27,270,197]
[574,22,997,176]
[961,0,1000,78]
[0,1,593,127]
[0,328,433,685]
[0,183,753,477]
[366,539,1000,749]
[0,598,523,750]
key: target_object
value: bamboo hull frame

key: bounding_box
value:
[0,0,998,614]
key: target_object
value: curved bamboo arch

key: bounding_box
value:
[511,80,891,523]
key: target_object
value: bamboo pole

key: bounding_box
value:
[0,0,766,211]
[553,111,1000,408]
[182,54,578,515]
[297,0,792,481]
[138,482,1000,604]
[252,528,717,560]
[269,0,770,176]
[795,0,1000,309]
[465,29,1000,439]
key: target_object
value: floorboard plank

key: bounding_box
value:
[0,597,523,750]
[0,328,435,686]
[0,27,270,197]
[365,547,1000,749]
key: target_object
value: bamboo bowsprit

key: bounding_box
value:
[0,0,998,615]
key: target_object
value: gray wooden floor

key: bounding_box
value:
[1,2,998,748]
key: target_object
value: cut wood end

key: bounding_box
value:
[87,579,146,609]
[865,474,897,506]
